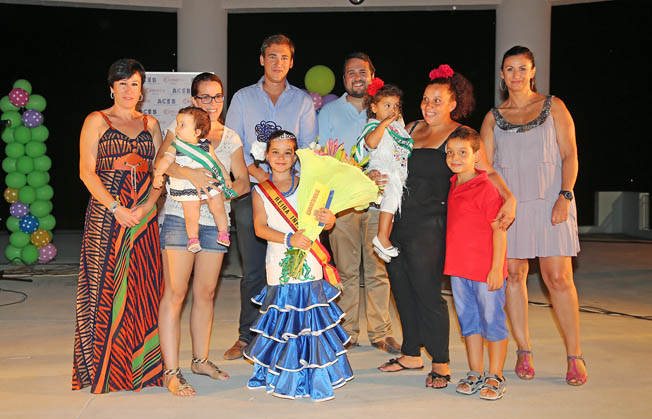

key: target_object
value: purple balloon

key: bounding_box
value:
[22,109,44,128]
[38,243,57,263]
[9,202,29,218]
[322,94,338,106]
[310,92,323,111]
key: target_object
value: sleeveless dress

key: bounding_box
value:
[243,184,354,402]
[492,96,580,259]
[72,112,164,393]
[385,122,457,363]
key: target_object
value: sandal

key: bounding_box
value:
[426,371,451,389]
[456,371,484,395]
[372,236,399,258]
[164,368,195,396]
[187,238,202,253]
[566,356,588,386]
[515,349,535,380]
[191,357,230,380]
[480,374,506,401]
[378,357,424,372]
[216,231,230,247]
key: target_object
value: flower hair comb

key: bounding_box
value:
[366,77,385,96]
[429,64,454,80]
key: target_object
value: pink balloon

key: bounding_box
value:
[38,243,57,263]
[9,88,29,107]
[310,92,323,111]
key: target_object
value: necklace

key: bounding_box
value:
[271,171,296,197]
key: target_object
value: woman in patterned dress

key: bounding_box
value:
[480,46,586,385]
[73,58,165,393]
[156,73,250,396]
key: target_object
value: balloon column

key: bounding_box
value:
[304,65,338,112]
[2,79,56,264]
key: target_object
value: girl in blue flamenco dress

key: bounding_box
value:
[244,130,354,401]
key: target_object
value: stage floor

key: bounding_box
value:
[0,233,651,418]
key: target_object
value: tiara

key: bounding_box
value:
[274,132,297,141]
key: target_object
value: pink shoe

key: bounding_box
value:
[187,238,202,253]
[566,356,587,386]
[515,349,535,380]
[217,231,230,247]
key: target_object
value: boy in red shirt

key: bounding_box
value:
[443,127,508,401]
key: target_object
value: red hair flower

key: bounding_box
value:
[366,77,385,96]
[429,64,454,80]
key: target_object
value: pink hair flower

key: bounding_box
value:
[366,77,385,96]
[429,64,454,80]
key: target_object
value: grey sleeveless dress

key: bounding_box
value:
[492,96,580,259]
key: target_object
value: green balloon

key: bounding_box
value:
[38,214,56,231]
[30,200,52,217]
[5,245,22,263]
[13,79,32,94]
[33,155,51,171]
[25,141,46,157]
[2,157,17,173]
[0,96,19,112]
[10,231,31,248]
[1,111,22,128]
[5,172,27,189]
[21,244,39,264]
[2,127,15,143]
[30,125,49,142]
[15,156,34,174]
[7,216,21,232]
[25,94,46,112]
[5,142,25,158]
[18,185,37,204]
[27,171,49,187]
[14,126,31,144]
[304,65,336,96]
[36,185,54,201]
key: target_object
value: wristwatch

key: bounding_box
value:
[110,200,120,213]
[559,190,574,200]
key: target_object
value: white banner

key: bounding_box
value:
[140,72,201,133]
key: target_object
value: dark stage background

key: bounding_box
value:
[1,1,650,229]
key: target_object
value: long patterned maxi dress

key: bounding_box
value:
[72,113,164,393]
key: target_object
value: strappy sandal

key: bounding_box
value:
[187,238,202,253]
[378,357,424,372]
[456,371,484,395]
[216,231,230,247]
[426,371,451,389]
[480,374,506,401]
[515,349,535,380]
[191,357,230,380]
[164,368,195,396]
[566,355,587,386]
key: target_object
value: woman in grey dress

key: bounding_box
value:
[480,46,586,386]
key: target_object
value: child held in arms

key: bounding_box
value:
[443,127,509,401]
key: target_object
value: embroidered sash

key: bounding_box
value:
[258,180,341,288]
[172,138,238,199]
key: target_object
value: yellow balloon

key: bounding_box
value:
[30,229,52,247]
[4,187,18,203]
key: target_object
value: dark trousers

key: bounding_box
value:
[232,191,268,343]
[386,214,450,363]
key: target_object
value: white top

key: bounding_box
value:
[253,185,323,286]
[162,121,243,226]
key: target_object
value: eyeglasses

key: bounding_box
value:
[194,94,224,104]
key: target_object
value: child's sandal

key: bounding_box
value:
[480,374,506,401]
[456,371,484,395]
[187,237,202,253]
[217,231,230,247]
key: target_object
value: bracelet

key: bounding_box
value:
[285,232,294,248]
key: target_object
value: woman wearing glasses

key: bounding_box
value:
[156,72,250,396]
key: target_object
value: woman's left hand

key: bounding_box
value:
[495,196,516,230]
[131,203,154,223]
[313,208,335,229]
[551,196,570,225]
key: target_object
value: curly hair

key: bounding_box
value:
[178,106,211,139]
[364,84,403,119]
[427,72,475,121]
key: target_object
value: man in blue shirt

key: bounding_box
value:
[318,53,401,354]
[224,34,318,360]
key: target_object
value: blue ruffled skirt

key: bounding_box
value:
[243,280,354,401]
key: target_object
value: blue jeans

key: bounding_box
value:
[450,276,508,342]
[232,189,268,343]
